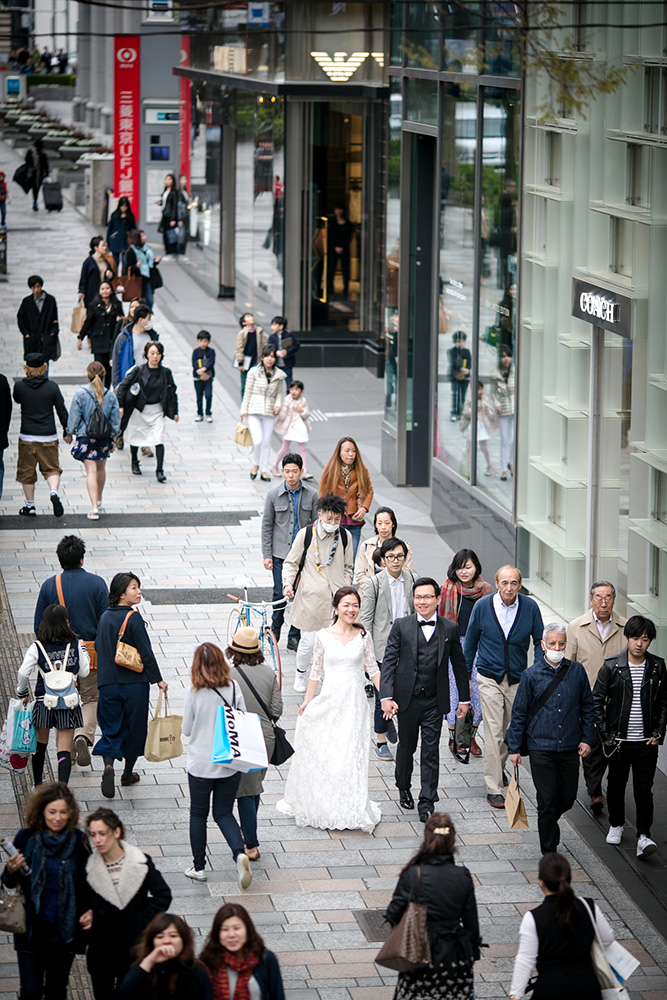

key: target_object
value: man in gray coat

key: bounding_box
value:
[262,452,318,647]
[361,537,416,760]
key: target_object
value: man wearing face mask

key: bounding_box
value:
[506,624,594,855]
[282,492,354,693]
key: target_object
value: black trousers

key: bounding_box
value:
[87,949,130,1000]
[529,749,580,855]
[17,924,74,1000]
[93,352,112,389]
[270,556,299,642]
[582,726,608,799]
[606,740,659,837]
[395,692,443,811]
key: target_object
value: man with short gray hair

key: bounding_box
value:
[566,581,626,815]
[507,623,594,855]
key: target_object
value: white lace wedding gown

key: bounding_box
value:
[277,629,381,833]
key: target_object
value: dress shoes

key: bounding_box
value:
[590,796,604,816]
[399,789,414,810]
[470,737,482,756]
[419,809,433,823]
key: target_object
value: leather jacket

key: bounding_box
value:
[116,363,178,421]
[593,650,667,745]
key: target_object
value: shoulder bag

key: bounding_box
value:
[518,664,570,756]
[579,898,634,999]
[375,865,431,972]
[0,883,26,934]
[115,609,144,673]
[233,664,293,766]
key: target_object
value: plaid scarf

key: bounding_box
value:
[438,577,493,622]
[213,952,260,1000]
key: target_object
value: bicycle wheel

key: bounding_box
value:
[227,607,247,645]
[262,627,282,689]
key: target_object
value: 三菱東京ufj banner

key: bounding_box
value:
[114,37,141,218]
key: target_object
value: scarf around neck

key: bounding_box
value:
[438,577,493,623]
[25,829,78,941]
[213,951,260,1000]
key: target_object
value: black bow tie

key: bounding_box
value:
[419,620,435,627]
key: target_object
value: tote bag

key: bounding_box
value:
[10,704,36,755]
[375,866,431,972]
[144,691,183,762]
[579,898,635,999]
[212,703,268,773]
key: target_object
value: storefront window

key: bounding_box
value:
[443,1,480,73]
[384,81,401,427]
[234,91,285,319]
[476,88,520,509]
[390,3,404,67]
[435,83,477,477]
[484,3,522,77]
[405,2,440,69]
[190,2,285,80]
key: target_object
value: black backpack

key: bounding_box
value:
[85,390,113,439]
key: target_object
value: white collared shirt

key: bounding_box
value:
[493,590,519,638]
[417,613,437,643]
[387,571,408,622]
[593,611,612,642]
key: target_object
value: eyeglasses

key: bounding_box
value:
[384,553,405,561]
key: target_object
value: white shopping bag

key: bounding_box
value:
[0,700,30,772]
[212,705,268,773]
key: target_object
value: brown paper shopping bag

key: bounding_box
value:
[505,767,529,830]
[144,692,183,762]
[70,305,87,334]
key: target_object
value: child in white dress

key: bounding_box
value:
[271,380,313,479]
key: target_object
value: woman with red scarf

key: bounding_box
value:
[200,904,284,1000]
[439,549,493,757]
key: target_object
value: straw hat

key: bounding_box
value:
[229,627,261,655]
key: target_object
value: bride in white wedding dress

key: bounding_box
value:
[277,586,382,833]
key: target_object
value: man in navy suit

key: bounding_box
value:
[381,577,470,821]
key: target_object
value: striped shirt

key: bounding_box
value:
[105,854,125,886]
[625,663,645,741]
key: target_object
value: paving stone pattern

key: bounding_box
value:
[0,128,666,1000]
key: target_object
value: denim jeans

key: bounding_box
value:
[194,378,213,416]
[346,522,362,560]
[17,923,75,1000]
[237,794,260,849]
[187,771,244,870]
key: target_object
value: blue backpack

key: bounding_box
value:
[117,331,135,384]
[35,642,80,711]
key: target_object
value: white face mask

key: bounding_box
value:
[545,648,565,664]
[320,520,338,534]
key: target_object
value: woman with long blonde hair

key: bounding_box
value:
[319,436,374,558]
[67,361,121,519]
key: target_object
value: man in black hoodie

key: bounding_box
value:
[12,352,70,516]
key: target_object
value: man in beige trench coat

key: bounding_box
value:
[282,492,354,693]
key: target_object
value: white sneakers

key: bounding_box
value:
[606,826,623,845]
[237,853,253,890]
[293,671,308,693]
[637,835,657,858]
[184,866,207,882]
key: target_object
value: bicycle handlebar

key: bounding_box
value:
[226,594,288,609]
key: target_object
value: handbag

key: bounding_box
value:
[150,264,164,290]
[0,884,26,934]
[375,866,431,972]
[114,609,144,673]
[165,225,181,246]
[234,420,253,448]
[579,898,634,999]
[144,691,183,762]
[233,665,293,766]
[517,663,570,756]
[121,275,143,302]
[504,766,529,831]
[70,305,87,334]
[12,161,33,193]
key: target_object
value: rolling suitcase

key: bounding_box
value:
[42,181,63,212]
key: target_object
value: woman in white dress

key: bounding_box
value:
[277,586,381,833]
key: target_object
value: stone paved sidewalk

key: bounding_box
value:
[1,126,667,1000]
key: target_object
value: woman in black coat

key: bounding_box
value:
[119,913,212,1000]
[159,173,187,256]
[116,341,179,482]
[81,808,172,1000]
[93,571,168,800]
[107,197,137,270]
[1,782,91,1000]
[77,282,124,387]
[385,814,481,1000]
[78,237,116,310]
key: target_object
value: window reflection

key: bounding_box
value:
[444,1,480,73]
[477,90,520,506]
[384,82,401,427]
[435,84,476,475]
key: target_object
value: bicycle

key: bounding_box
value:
[226,587,283,688]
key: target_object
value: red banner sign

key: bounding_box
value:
[114,36,141,219]
[179,36,191,187]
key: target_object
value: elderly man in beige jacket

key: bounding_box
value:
[282,493,354,693]
[565,580,627,816]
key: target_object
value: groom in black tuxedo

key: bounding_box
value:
[381,577,470,821]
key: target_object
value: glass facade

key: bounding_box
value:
[384,79,401,428]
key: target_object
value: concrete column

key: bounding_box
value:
[73,0,91,123]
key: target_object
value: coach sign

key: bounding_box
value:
[571,278,632,339]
